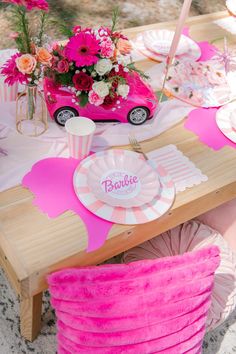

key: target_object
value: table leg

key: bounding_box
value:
[20,292,42,341]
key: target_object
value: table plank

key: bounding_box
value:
[0,11,236,295]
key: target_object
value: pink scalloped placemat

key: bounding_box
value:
[184,108,236,150]
[22,157,113,252]
[22,145,208,252]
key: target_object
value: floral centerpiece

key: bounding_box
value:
[0,0,51,135]
[1,0,51,86]
[44,10,147,109]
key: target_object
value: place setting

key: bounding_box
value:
[66,117,176,226]
[131,28,201,63]
[73,143,175,225]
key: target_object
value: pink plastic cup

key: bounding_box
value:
[65,117,96,159]
[0,75,18,102]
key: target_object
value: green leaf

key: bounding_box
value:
[79,92,89,107]
[50,20,73,38]
[111,7,120,33]
[86,65,94,74]
[38,12,48,47]
[56,72,74,86]
[127,63,149,80]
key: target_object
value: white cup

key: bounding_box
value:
[65,117,96,159]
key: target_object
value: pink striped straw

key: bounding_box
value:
[167,0,193,65]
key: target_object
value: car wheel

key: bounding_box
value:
[128,106,149,125]
[54,107,78,126]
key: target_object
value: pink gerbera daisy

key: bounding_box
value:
[65,32,100,67]
[1,53,28,86]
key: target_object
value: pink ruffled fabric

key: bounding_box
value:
[123,220,236,331]
[197,198,236,253]
[48,245,220,353]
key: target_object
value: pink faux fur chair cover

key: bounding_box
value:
[48,246,220,354]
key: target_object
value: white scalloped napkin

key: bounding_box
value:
[147,144,208,192]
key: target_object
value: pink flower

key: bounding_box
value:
[56,59,69,73]
[73,25,81,34]
[23,0,49,11]
[100,38,114,58]
[9,32,19,39]
[2,0,49,11]
[98,26,111,38]
[0,53,28,86]
[65,31,100,67]
[112,31,128,41]
[88,90,104,106]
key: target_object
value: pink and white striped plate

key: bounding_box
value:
[73,150,175,225]
[216,102,236,144]
[132,33,201,62]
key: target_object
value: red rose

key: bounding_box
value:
[56,59,69,73]
[103,92,118,109]
[73,72,93,91]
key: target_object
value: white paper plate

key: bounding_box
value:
[143,29,189,56]
[216,101,236,143]
[132,33,201,62]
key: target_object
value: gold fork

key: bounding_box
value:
[129,134,148,161]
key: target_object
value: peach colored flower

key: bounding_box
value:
[116,39,132,55]
[36,47,52,66]
[16,54,37,75]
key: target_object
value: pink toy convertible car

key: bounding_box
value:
[43,73,158,126]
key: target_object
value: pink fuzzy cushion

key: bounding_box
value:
[196,198,236,253]
[48,245,220,354]
[123,220,236,331]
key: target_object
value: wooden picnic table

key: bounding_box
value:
[0,10,236,341]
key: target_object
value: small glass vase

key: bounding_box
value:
[16,84,48,137]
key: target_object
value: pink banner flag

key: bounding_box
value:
[167,0,193,65]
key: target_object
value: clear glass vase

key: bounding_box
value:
[16,84,48,137]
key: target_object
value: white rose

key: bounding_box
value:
[118,55,131,67]
[117,84,130,98]
[92,81,110,98]
[95,59,113,76]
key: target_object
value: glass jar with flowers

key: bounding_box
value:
[1,0,51,136]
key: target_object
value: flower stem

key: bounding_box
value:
[19,7,31,53]
[27,85,36,120]
[38,12,47,47]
